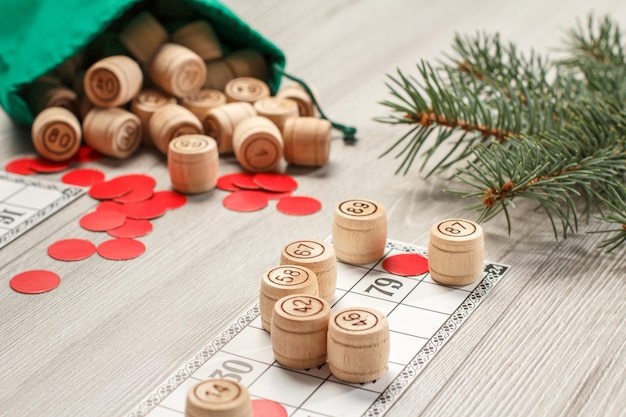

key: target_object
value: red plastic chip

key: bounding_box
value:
[5,158,37,175]
[223,190,268,212]
[28,157,71,173]
[216,173,245,191]
[122,198,167,220]
[254,172,298,192]
[61,168,105,187]
[97,238,145,260]
[79,210,126,232]
[276,196,322,216]
[96,201,125,213]
[382,253,429,276]
[48,238,96,261]
[73,146,103,163]
[10,270,61,294]
[231,173,260,190]
[89,179,132,200]
[113,174,157,203]
[152,190,187,210]
[252,399,288,417]
[107,218,153,238]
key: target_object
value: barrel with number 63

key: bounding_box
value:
[428,218,484,286]
[259,265,319,332]
[332,198,387,265]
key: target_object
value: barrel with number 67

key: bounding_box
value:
[428,218,484,286]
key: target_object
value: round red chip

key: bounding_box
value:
[89,179,132,200]
[61,168,105,187]
[73,146,103,163]
[223,190,268,212]
[10,270,61,294]
[48,238,96,261]
[276,196,322,216]
[232,173,261,190]
[96,200,125,213]
[382,253,429,276]
[97,238,145,260]
[254,172,298,193]
[251,399,288,417]
[107,218,153,238]
[216,173,245,192]
[79,210,126,232]
[5,158,37,175]
[28,157,71,173]
[122,198,167,220]
[112,174,157,203]
[152,190,187,210]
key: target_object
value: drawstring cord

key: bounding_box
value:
[273,64,357,144]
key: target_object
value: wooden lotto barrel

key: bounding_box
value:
[117,11,169,64]
[185,378,252,417]
[202,102,256,154]
[180,89,227,120]
[223,48,269,81]
[25,78,78,116]
[259,265,319,332]
[327,307,390,383]
[271,294,330,369]
[276,83,318,117]
[172,20,222,62]
[232,116,283,172]
[168,134,219,194]
[428,218,484,286]
[130,88,177,145]
[31,107,82,161]
[82,108,141,159]
[280,240,336,302]
[224,77,270,104]
[83,55,143,108]
[253,97,299,131]
[282,117,332,166]
[149,43,206,98]
[203,60,235,91]
[332,198,387,265]
[148,104,203,155]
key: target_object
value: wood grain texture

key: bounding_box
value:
[0,1,624,417]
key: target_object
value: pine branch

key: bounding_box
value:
[376,14,626,251]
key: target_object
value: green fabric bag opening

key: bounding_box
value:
[0,0,286,126]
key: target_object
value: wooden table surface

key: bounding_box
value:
[1,1,624,416]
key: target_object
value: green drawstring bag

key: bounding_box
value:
[0,0,286,127]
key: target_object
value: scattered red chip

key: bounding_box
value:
[96,200,125,213]
[112,174,157,203]
[122,198,167,220]
[61,168,105,187]
[216,173,245,192]
[5,158,36,175]
[10,270,61,294]
[152,190,187,210]
[47,238,96,261]
[97,238,145,260]
[382,253,429,276]
[28,157,71,173]
[107,218,153,238]
[232,173,261,190]
[252,399,288,417]
[276,196,322,216]
[79,210,126,232]
[89,179,133,200]
[73,146,103,163]
[223,190,268,212]
[254,172,298,193]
